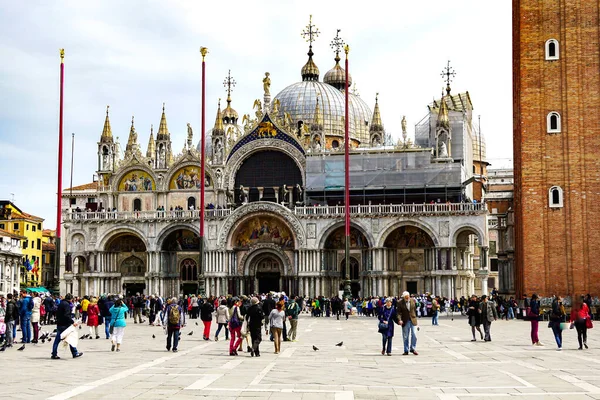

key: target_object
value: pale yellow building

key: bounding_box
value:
[0,201,44,288]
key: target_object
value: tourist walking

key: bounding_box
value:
[51,294,83,359]
[109,298,129,352]
[18,290,33,344]
[200,296,215,340]
[80,296,90,324]
[343,298,352,320]
[398,291,418,355]
[87,297,100,339]
[133,293,144,323]
[247,297,264,357]
[431,298,439,326]
[479,295,498,341]
[379,298,400,356]
[467,295,483,341]
[228,298,243,356]
[570,296,591,350]
[30,292,41,343]
[269,302,285,354]
[4,294,18,348]
[215,299,230,341]
[163,298,184,352]
[286,297,300,341]
[528,293,543,346]
[100,295,114,339]
[549,295,566,350]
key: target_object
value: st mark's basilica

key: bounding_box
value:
[60,19,490,299]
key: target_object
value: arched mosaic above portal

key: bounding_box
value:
[118,170,155,192]
[232,215,294,250]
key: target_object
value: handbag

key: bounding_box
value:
[378,322,389,333]
[586,318,593,329]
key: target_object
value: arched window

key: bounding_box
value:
[187,197,196,210]
[133,198,142,211]
[547,112,561,133]
[545,39,559,60]
[549,186,563,208]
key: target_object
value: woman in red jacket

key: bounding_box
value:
[87,297,101,339]
[570,296,591,350]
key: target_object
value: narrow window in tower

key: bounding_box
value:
[545,39,559,60]
[549,186,563,208]
[547,112,561,133]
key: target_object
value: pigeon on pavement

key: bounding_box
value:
[152,334,155,339]
[312,345,319,351]
[17,345,25,351]
[336,341,343,347]
[188,331,194,336]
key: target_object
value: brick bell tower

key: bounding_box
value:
[513,0,600,297]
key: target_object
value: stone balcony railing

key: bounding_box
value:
[293,202,487,218]
[64,208,232,222]
[63,202,486,223]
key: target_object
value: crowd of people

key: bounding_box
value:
[0,289,595,359]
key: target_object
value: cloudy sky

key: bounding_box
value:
[0,1,512,229]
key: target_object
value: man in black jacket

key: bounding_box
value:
[51,294,83,360]
[4,294,18,348]
[262,294,275,334]
[99,295,114,339]
[247,297,264,357]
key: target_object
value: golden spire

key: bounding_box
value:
[437,90,450,129]
[100,105,112,141]
[370,93,383,132]
[146,125,155,158]
[60,48,64,63]
[213,99,224,134]
[125,116,138,153]
[312,95,323,130]
[157,103,169,140]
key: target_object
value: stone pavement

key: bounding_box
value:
[3,313,600,400]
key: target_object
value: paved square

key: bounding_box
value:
[3,314,600,399]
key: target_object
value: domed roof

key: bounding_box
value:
[323,56,352,90]
[348,92,372,145]
[275,80,366,140]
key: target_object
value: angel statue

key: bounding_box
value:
[272,98,280,115]
[253,99,263,119]
[401,116,407,137]
[242,114,253,133]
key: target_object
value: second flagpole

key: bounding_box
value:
[199,47,208,295]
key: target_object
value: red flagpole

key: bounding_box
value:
[343,45,350,299]
[199,47,207,293]
[55,49,65,290]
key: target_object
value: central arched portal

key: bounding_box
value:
[253,254,282,293]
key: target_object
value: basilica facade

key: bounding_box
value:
[60,25,490,299]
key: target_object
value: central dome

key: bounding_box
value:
[274,81,370,141]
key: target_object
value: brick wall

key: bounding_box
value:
[513,0,600,297]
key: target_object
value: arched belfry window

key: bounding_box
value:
[545,39,559,60]
[549,186,563,208]
[547,112,561,133]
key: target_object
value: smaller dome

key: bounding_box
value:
[301,48,319,82]
[222,103,238,124]
[323,57,352,91]
[196,130,212,154]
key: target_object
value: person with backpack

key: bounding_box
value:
[99,295,114,339]
[247,297,265,357]
[163,297,184,352]
[4,293,18,348]
[228,298,243,356]
[133,293,144,324]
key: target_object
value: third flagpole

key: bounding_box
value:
[344,44,351,299]
[199,47,208,295]
[55,49,65,293]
